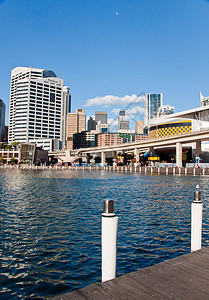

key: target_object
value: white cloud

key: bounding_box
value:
[84,94,145,107]
[107,118,118,127]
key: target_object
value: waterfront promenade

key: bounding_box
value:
[53,247,209,300]
[0,164,208,175]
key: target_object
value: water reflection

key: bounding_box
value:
[0,169,209,299]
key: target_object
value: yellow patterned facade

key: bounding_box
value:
[149,120,192,139]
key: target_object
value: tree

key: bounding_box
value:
[5,145,12,150]
[0,157,5,164]
[10,158,15,164]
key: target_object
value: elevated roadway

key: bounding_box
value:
[78,129,209,167]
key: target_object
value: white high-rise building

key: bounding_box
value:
[9,67,70,149]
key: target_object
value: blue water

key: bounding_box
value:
[0,169,209,299]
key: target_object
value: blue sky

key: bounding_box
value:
[1,0,209,129]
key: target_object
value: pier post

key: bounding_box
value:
[191,185,203,252]
[203,168,205,175]
[166,167,168,175]
[185,168,187,175]
[176,142,182,168]
[101,151,106,167]
[158,167,160,174]
[102,200,118,282]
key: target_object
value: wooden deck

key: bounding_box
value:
[52,247,209,299]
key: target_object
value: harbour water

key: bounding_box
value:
[0,169,209,299]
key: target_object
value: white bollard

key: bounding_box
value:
[139,166,141,173]
[193,167,196,176]
[166,167,168,175]
[125,166,128,172]
[203,168,205,175]
[179,167,181,174]
[191,185,203,252]
[158,167,160,174]
[173,167,175,175]
[102,200,118,282]
[185,168,187,175]
[134,166,137,172]
[130,167,132,173]
[151,167,153,174]
[145,166,147,173]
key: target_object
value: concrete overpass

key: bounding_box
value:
[78,129,209,167]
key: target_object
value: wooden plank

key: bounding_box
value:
[52,247,209,300]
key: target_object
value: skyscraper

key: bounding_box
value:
[118,110,129,130]
[95,111,107,124]
[144,93,163,127]
[9,67,69,148]
[66,109,86,149]
[87,116,96,131]
[62,86,71,148]
[0,99,5,142]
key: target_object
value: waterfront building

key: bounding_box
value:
[66,109,86,149]
[144,93,163,127]
[96,132,148,147]
[0,99,5,142]
[118,110,129,131]
[8,67,69,149]
[73,131,96,149]
[87,116,96,131]
[29,138,61,151]
[95,111,107,124]
[0,147,20,163]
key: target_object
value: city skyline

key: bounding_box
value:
[1,0,209,126]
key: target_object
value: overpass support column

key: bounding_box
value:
[196,141,201,155]
[134,148,139,164]
[176,142,182,168]
[149,146,154,156]
[101,151,106,167]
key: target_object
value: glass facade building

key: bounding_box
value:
[145,93,163,127]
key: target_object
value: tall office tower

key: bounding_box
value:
[66,109,86,149]
[0,99,5,142]
[62,86,71,148]
[118,110,129,130]
[144,93,163,127]
[95,111,107,124]
[9,67,69,147]
[87,116,96,131]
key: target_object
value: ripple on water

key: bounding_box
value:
[0,170,209,299]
